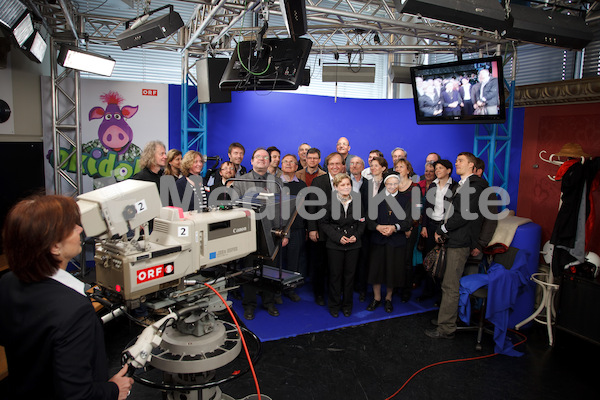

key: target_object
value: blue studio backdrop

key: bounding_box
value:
[168,87,524,209]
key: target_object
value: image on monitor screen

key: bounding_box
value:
[410,56,506,125]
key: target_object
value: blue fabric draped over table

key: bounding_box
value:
[459,250,530,356]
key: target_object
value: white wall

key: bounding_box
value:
[0,39,50,142]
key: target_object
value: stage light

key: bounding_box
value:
[0,0,27,31]
[116,5,183,50]
[21,29,46,63]
[12,12,33,46]
[57,45,116,77]
[0,0,34,47]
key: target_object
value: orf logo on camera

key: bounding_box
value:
[137,263,175,284]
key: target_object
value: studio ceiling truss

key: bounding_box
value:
[33,0,509,56]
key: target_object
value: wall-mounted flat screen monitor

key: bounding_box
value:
[410,56,506,125]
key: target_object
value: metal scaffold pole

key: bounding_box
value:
[473,77,515,191]
[181,50,207,157]
[50,38,83,197]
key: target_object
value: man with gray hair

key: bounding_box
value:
[473,68,500,115]
[132,140,167,189]
[348,156,366,193]
[391,147,407,166]
[297,143,311,170]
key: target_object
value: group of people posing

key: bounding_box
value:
[0,135,494,399]
[131,137,496,340]
[416,68,500,117]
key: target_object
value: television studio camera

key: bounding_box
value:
[77,178,302,399]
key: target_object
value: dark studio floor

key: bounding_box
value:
[102,306,598,400]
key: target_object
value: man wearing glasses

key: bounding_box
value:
[209,161,236,201]
[296,147,326,186]
[232,148,283,198]
[233,147,284,320]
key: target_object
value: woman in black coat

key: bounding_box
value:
[0,195,133,399]
[366,174,412,313]
[321,173,366,318]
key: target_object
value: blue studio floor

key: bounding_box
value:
[229,283,438,342]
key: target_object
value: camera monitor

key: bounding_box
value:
[410,56,506,125]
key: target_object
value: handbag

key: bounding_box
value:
[423,242,448,280]
[474,106,488,115]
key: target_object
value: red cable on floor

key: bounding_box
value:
[385,329,528,399]
[203,282,263,400]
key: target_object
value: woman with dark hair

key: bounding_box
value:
[176,150,209,212]
[394,158,421,302]
[418,159,457,303]
[360,155,387,204]
[0,195,133,399]
[321,173,365,318]
[165,148,183,178]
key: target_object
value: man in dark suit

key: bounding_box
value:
[472,68,500,115]
[425,152,488,339]
[232,148,284,320]
[307,152,345,306]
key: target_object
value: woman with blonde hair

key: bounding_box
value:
[321,173,365,318]
[176,150,208,212]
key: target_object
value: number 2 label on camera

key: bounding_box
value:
[135,199,147,213]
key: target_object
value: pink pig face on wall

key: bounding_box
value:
[89,91,139,155]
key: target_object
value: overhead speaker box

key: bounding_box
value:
[400,0,507,33]
[505,4,593,50]
[116,8,184,50]
[280,0,308,37]
[389,65,412,84]
[322,65,376,83]
[196,58,231,104]
[220,38,312,91]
